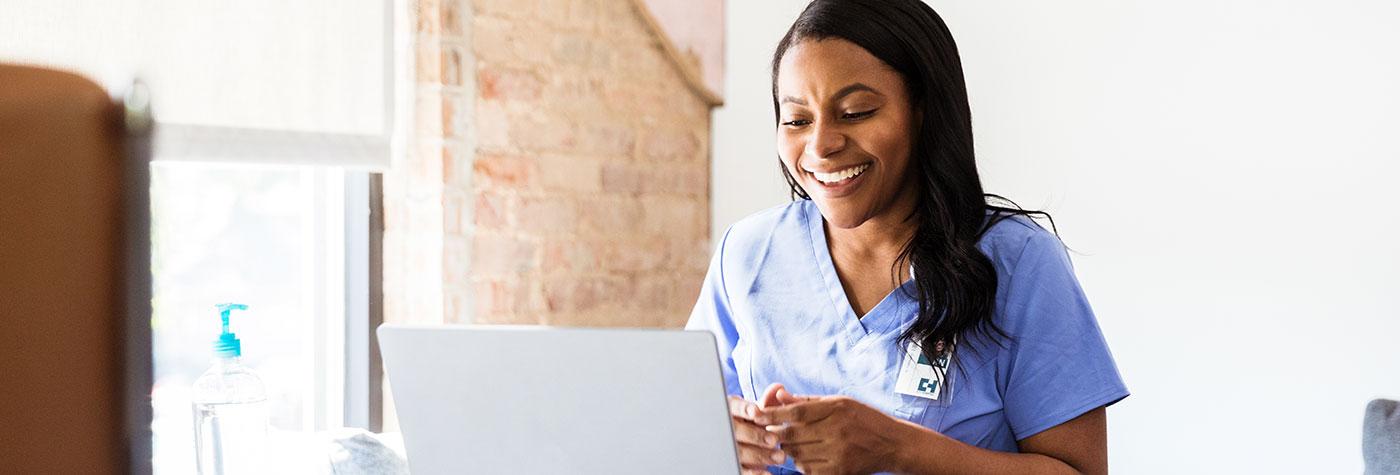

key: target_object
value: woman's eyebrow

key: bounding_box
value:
[780,95,807,106]
[779,82,881,106]
[831,83,880,102]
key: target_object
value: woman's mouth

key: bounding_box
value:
[806,163,871,197]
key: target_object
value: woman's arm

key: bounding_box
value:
[891,407,1107,475]
[759,390,1108,475]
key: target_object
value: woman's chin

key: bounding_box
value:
[815,202,871,229]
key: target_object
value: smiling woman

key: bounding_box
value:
[687,1,1129,474]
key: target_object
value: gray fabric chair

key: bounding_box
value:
[1366,399,1400,475]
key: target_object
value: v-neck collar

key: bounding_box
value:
[802,201,918,343]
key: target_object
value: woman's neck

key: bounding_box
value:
[824,194,920,284]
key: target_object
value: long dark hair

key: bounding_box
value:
[772,0,1058,368]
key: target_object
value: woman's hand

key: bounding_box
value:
[756,386,913,475]
[728,389,787,475]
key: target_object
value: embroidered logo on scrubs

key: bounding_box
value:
[895,340,952,401]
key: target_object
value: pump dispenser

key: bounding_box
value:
[214,303,246,358]
[192,303,267,474]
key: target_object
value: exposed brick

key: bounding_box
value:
[669,276,703,316]
[564,0,603,32]
[599,161,644,194]
[387,0,717,333]
[670,165,708,197]
[595,275,635,309]
[613,39,671,81]
[472,233,539,276]
[509,116,577,154]
[576,123,636,157]
[635,276,675,314]
[542,238,599,271]
[472,153,536,190]
[641,197,705,237]
[416,0,442,35]
[474,99,513,153]
[442,143,472,188]
[542,277,614,313]
[512,275,547,315]
[409,139,444,185]
[414,91,444,139]
[536,154,602,193]
[606,162,707,196]
[443,235,471,284]
[416,41,441,83]
[443,189,470,236]
[479,65,543,102]
[472,17,550,66]
[600,239,666,272]
[595,0,653,43]
[473,0,537,19]
[638,128,700,162]
[551,34,598,68]
[444,286,471,323]
[517,195,578,235]
[665,237,711,272]
[535,0,572,28]
[472,191,514,231]
[441,90,471,139]
[472,279,512,321]
[577,197,642,236]
[441,44,466,87]
[441,0,466,37]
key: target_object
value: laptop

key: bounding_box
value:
[377,324,742,474]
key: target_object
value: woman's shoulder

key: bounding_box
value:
[718,200,812,250]
[976,212,1068,273]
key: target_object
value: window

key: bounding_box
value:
[2,1,403,471]
[147,163,370,472]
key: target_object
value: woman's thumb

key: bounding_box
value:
[776,387,812,404]
[759,383,786,409]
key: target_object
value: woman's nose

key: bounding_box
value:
[806,120,846,159]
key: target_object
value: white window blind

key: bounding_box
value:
[0,0,403,168]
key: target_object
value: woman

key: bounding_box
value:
[685,1,1129,474]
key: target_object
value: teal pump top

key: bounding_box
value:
[214,303,248,358]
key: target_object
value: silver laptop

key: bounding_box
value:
[377,324,741,474]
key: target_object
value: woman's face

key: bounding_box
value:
[776,38,917,230]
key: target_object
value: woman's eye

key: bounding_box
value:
[781,119,811,127]
[842,109,877,120]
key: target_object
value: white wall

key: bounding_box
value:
[714,1,1400,472]
[709,1,807,240]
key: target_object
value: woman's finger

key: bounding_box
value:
[793,459,832,475]
[767,423,823,446]
[775,386,816,405]
[736,442,786,469]
[779,438,830,463]
[756,399,835,425]
[727,395,761,421]
[732,418,778,448]
[759,382,786,409]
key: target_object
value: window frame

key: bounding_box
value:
[141,0,406,434]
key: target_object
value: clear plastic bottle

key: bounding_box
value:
[191,303,268,475]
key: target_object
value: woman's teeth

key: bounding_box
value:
[812,164,870,184]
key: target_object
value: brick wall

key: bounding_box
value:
[384,0,719,329]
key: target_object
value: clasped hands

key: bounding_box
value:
[728,383,913,475]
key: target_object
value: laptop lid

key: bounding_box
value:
[378,324,741,475]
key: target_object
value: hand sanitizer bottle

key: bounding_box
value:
[192,303,268,475]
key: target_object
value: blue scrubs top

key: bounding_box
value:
[686,200,1128,474]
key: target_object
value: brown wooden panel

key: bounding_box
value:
[0,65,127,474]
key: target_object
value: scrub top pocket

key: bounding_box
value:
[893,379,952,430]
[893,393,931,421]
